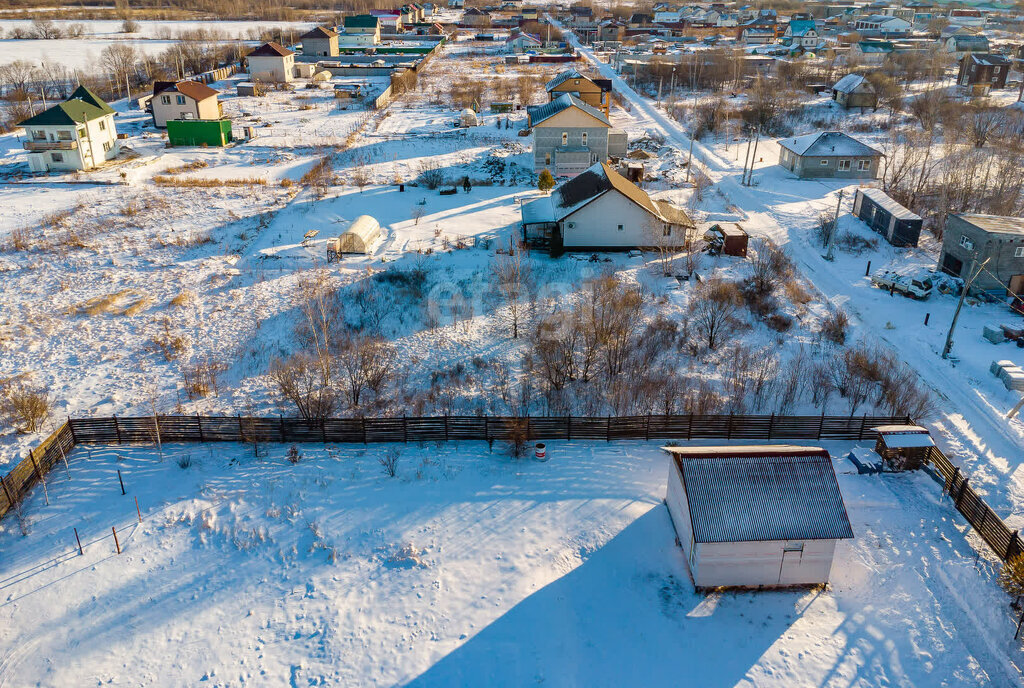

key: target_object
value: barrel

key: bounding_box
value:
[535,443,547,461]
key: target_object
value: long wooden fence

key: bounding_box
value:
[0,413,908,520]
[927,445,1024,563]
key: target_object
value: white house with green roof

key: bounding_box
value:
[18,85,119,173]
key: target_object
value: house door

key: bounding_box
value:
[941,252,964,278]
[778,543,804,585]
[1010,275,1024,314]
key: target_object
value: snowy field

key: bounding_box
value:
[0,440,1021,686]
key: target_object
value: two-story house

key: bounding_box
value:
[783,18,819,48]
[301,26,339,56]
[957,53,1011,95]
[528,93,627,176]
[545,70,612,118]
[19,85,119,173]
[341,15,382,46]
[246,42,296,82]
[150,80,221,128]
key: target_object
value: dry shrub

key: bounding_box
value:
[162,160,209,175]
[820,308,849,345]
[182,358,225,400]
[152,175,266,187]
[0,377,51,433]
[75,289,137,316]
[169,290,196,308]
[122,295,152,317]
[40,210,71,230]
[784,280,813,306]
[8,227,31,251]
[504,417,529,459]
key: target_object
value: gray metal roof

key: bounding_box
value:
[832,73,870,93]
[955,213,1024,236]
[668,446,854,544]
[527,93,609,127]
[778,131,881,158]
[857,187,921,221]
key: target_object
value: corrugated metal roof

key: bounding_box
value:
[857,187,921,221]
[832,73,869,93]
[956,213,1024,236]
[778,131,881,158]
[527,93,609,127]
[667,447,854,544]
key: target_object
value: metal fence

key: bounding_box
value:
[0,413,909,520]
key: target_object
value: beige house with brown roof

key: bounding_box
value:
[246,42,296,82]
[151,80,221,128]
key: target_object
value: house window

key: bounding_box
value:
[783,542,804,553]
[663,225,671,236]
[819,159,829,166]
[838,159,851,171]
[857,159,871,171]
[57,130,72,141]
[103,141,112,152]
[51,152,63,162]
[98,119,106,131]
[161,95,171,105]
[544,153,551,165]
[33,130,45,140]
[176,95,186,105]
[561,132,568,145]
[77,128,86,138]
[617,224,624,231]
[1015,247,1024,258]
[959,235,974,251]
[581,132,588,146]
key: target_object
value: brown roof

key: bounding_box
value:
[302,25,339,39]
[554,162,664,220]
[247,41,295,57]
[162,80,219,102]
[601,162,661,217]
[662,445,830,459]
[654,200,694,227]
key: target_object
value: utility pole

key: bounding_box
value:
[744,126,761,186]
[658,75,663,105]
[943,256,989,359]
[741,129,753,185]
[824,189,844,261]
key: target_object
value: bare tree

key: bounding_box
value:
[99,43,139,98]
[689,278,742,350]
[269,353,338,420]
[336,334,395,409]
[493,239,532,339]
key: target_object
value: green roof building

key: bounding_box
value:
[18,85,120,173]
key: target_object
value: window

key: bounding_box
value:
[837,159,851,171]
[51,152,63,162]
[617,224,624,231]
[960,235,974,251]
[103,141,112,152]
[57,130,72,141]
[161,95,171,105]
[819,159,829,166]
[783,542,804,553]
[98,119,106,131]
[581,132,588,146]
[663,225,671,237]
[544,153,551,165]
[1015,247,1024,258]
[857,159,871,171]
[77,128,85,138]
[176,95,186,105]
[33,130,45,141]
[561,132,568,145]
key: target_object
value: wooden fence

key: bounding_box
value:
[927,445,1024,563]
[0,413,908,520]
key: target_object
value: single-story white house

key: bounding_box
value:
[521,161,693,253]
[663,445,854,590]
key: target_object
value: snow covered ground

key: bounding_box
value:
[0,440,1021,686]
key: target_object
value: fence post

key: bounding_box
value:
[67,416,77,444]
[237,415,243,442]
[606,416,611,442]
[859,414,867,440]
[0,475,14,508]
[362,417,367,445]
[279,416,286,443]
[955,476,969,510]
[947,466,959,495]
[768,413,774,441]
[527,415,532,441]
[818,412,824,440]
[646,414,651,441]
[444,414,449,442]
[113,415,121,445]
[483,416,488,443]
[403,415,408,443]
[1008,531,1021,561]
[567,414,571,442]
[727,413,733,440]
[321,419,327,444]
[687,413,693,441]
[196,415,204,442]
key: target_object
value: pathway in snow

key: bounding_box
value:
[558,19,1024,518]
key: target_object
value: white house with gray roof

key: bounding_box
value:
[520,162,692,253]
[777,131,882,179]
[527,93,626,176]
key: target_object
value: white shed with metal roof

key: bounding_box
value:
[663,445,854,590]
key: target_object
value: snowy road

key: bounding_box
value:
[557,19,1024,520]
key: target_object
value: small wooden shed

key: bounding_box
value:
[853,188,922,248]
[872,425,934,470]
[664,445,853,590]
[705,223,748,257]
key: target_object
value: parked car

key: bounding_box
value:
[870,269,934,299]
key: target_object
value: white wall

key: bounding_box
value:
[694,539,837,589]
[665,457,696,570]
[248,54,294,82]
[561,191,664,248]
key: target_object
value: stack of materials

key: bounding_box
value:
[992,360,1024,390]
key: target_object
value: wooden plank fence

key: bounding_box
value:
[0,413,908,521]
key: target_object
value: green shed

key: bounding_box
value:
[166,119,233,147]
